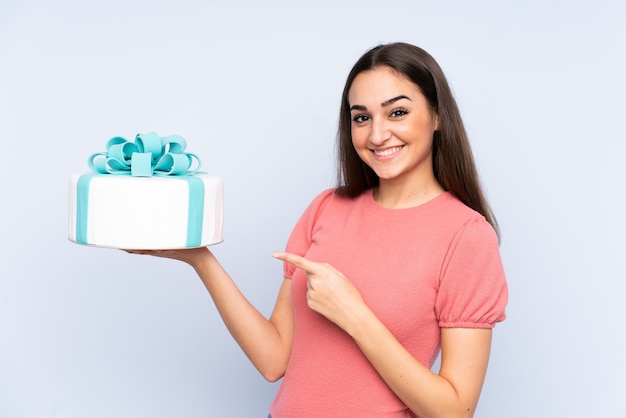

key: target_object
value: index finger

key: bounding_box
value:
[272,251,319,274]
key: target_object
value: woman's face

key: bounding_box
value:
[348,66,439,185]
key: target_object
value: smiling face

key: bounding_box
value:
[348,66,440,189]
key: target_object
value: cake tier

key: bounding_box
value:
[69,173,223,249]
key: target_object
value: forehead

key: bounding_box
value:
[348,66,421,105]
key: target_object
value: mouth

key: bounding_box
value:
[372,145,404,158]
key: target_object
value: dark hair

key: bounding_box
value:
[335,42,499,238]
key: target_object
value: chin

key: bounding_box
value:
[373,171,402,181]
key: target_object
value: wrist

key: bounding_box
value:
[188,247,213,269]
[344,302,378,341]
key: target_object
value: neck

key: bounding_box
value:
[374,177,444,209]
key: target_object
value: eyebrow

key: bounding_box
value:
[349,95,411,111]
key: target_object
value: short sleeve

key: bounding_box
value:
[283,189,335,279]
[435,217,508,328]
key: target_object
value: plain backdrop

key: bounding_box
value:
[1,1,625,417]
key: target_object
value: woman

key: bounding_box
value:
[130,42,508,417]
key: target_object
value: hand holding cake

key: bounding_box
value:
[124,246,210,265]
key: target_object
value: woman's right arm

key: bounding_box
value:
[129,247,294,382]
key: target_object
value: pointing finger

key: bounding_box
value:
[272,252,319,274]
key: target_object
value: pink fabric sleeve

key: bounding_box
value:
[283,189,335,279]
[435,217,508,328]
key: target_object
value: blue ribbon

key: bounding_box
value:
[88,132,201,177]
[75,132,206,247]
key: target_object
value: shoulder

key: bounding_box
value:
[440,196,502,276]
[309,188,336,206]
[285,188,356,258]
[304,188,361,216]
[439,193,498,241]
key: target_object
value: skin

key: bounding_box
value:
[128,66,493,417]
[348,66,444,208]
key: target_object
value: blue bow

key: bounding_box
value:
[88,132,200,176]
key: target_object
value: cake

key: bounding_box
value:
[68,132,223,249]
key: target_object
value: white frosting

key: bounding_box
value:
[68,173,223,249]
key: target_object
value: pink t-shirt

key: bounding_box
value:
[269,189,507,417]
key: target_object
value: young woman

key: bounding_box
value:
[129,42,508,418]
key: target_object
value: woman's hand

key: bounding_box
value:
[124,246,211,268]
[272,252,367,333]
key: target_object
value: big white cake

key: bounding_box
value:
[68,132,224,250]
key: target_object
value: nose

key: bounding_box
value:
[369,118,390,146]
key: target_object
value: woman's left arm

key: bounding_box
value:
[351,311,491,418]
[273,251,492,418]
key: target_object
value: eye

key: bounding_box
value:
[351,113,370,124]
[390,108,408,118]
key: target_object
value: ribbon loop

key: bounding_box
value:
[162,135,187,154]
[87,132,201,177]
[135,132,163,159]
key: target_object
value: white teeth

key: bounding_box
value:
[374,146,402,157]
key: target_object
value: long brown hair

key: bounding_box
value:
[336,42,500,239]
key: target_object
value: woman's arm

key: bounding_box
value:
[128,247,294,382]
[350,311,491,418]
[273,251,491,418]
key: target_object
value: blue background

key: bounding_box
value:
[1,1,625,416]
